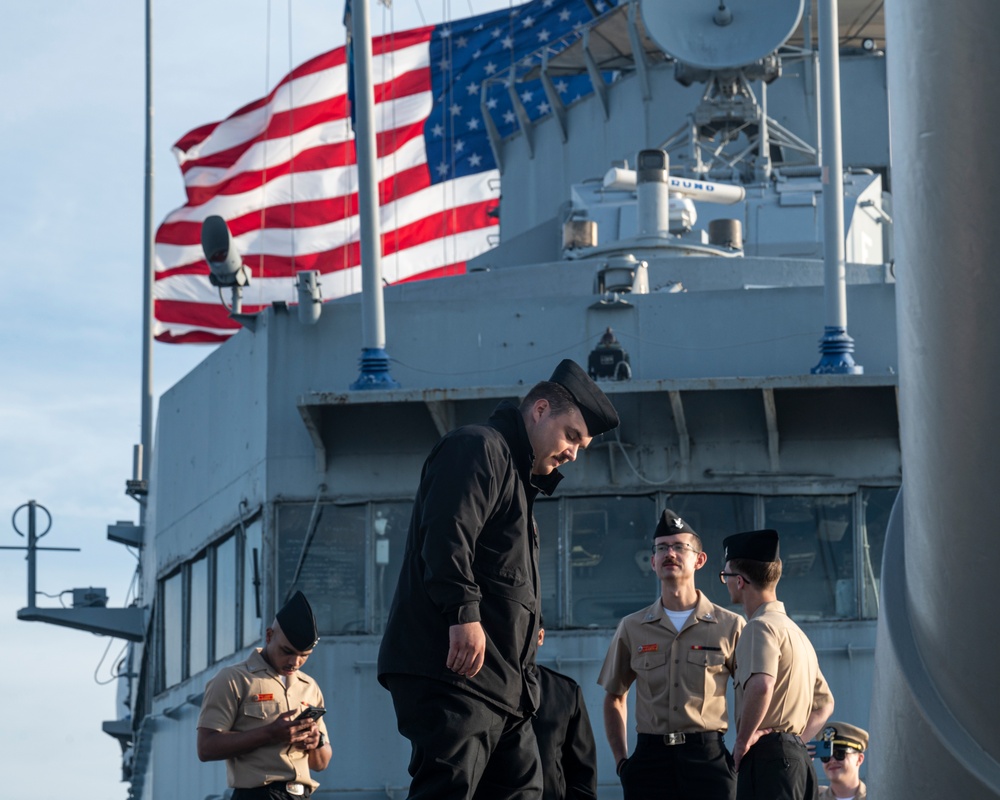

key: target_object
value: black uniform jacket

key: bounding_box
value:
[377,402,562,715]
[534,665,599,800]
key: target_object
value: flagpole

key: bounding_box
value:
[350,0,399,390]
[139,0,154,518]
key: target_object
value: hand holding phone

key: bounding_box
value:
[294,705,327,723]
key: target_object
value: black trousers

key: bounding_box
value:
[736,733,817,800]
[385,674,543,800]
[620,732,736,800]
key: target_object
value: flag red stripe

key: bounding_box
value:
[171,27,433,155]
[156,200,495,280]
[178,68,430,183]
[156,161,432,246]
[155,330,231,344]
[180,119,427,209]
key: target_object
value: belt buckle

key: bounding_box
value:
[664,732,686,746]
[286,783,306,797]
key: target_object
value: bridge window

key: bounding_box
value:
[154,482,897,693]
[762,496,856,620]
[277,501,412,635]
[160,569,183,690]
[156,515,263,692]
[188,553,209,676]
[214,534,237,660]
[241,518,262,647]
[537,489,893,628]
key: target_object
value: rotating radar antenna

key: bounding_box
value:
[639,0,814,182]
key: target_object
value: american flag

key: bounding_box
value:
[153,0,612,343]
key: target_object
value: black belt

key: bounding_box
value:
[637,731,724,746]
[757,732,806,747]
[232,783,312,799]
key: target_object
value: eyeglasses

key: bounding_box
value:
[719,571,743,585]
[820,749,856,763]
[653,542,700,555]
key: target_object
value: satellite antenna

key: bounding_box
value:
[640,0,813,181]
[642,0,804,71]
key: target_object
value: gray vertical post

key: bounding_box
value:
[870,0,1000,795]
[350,0,399,389]
[140,0,154,520]
[26,500,37,609]
[811,0,862,374]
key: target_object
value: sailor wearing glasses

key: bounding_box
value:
[722,529,835,800]
[817,722,868,799]
[598,509,745,800]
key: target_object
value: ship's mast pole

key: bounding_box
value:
[350,0,399,389]
[811,0,862,374]
[139,0,155,512]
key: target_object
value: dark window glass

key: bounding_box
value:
[278,504,367,634]
[371,501,414,634]
[242,519,263,647]
[860,487,897,618]
[534,499,561,628]
[189,554,209,676]
[215,535,237,660]
[566,495,659,627]
[764,495,855,620]
[162,571,183,688]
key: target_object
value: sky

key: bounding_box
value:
[0,2,514,797]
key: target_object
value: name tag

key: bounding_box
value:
[638,644,658,653]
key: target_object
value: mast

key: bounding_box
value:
[811,0,862,374]
[349,0,399,389]
[138,0,154,517]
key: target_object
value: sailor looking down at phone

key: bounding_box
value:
[197,590,332,799]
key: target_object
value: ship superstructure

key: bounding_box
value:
[23,2,906,798]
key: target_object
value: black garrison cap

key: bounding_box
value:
[723,529,780,562]
[549,359,620,435]
[655,508,698,541]
[276,590,320,651]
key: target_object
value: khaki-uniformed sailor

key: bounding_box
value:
[197,591,332,799]
[722,529,835,800]
[599,509,745,800]
[817,722,868,799]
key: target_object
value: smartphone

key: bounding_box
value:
[294,705,327,723]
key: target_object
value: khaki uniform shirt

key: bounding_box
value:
[818,780,867,799]
[597,591,745,733]
[734,601,833,736]
[197,649,328,790]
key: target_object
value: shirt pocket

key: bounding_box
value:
[242,701,280,721]
[687,650,726,669]
[688,649,729,709]
[631,649,668,696]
